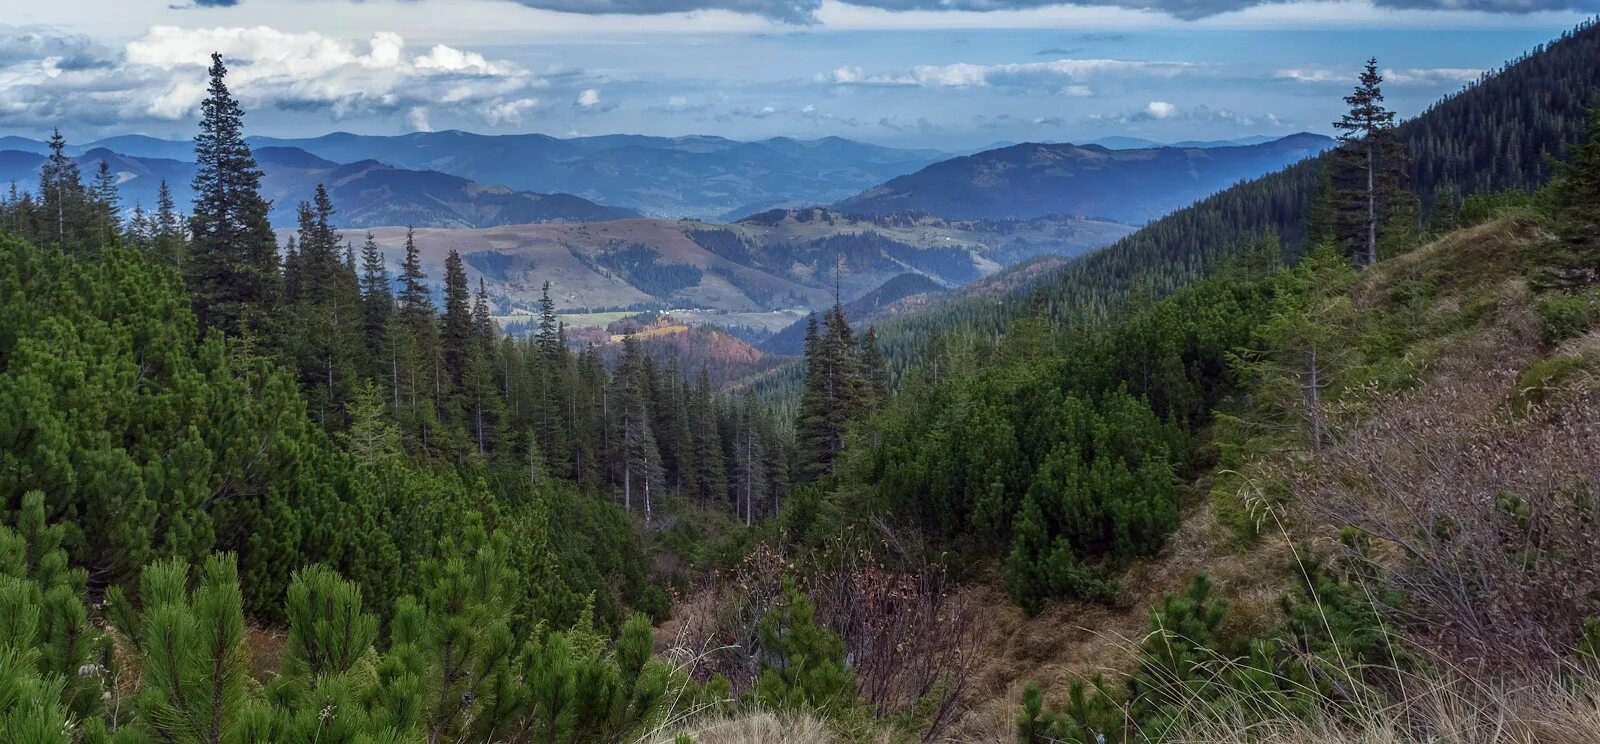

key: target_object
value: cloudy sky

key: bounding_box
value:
[0,0,1592,151]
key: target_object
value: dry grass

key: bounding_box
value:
[1144,659,1600,744]
[944,217,1594,741]
[650,710,844,744]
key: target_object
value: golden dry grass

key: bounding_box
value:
[648,710,844,744]
[942,217,1575,741]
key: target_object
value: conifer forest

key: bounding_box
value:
[4,9,1600,744]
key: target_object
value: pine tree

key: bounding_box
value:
[537,280,561,355]
[37,129,87,251]
[1537,106,1600,291]
[860,325,890,411]
[89,159,121,246]
[152,178,185,267]
[1331,59,1409,267]
[287,185,365,429]
[186,53,279,338]
[690,369,728,509]
[396,227,444,451]
[733,391,769,525]
[795,305,865,482]
[359,231,394,374]
[441,249,473,386]
[615,338,664,522]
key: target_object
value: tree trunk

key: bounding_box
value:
[1305,345,1324,455]
[1365,141,1377,267]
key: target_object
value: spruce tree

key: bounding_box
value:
[37,129,87,251]
[152,178,185,267]
[186,52,279,338]
[1331,58,1408,267]
[795,305,865,482]
[1537,106,1600,291]
[359,232,393,352]
[441,249,473,386]
[89,159,121,246]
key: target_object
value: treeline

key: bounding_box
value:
[0,54,793,529]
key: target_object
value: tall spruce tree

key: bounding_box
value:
[359,231,394,367]
[1331,59,1408,267]
[441,249,473,386]
[37,129,86,251]
[186,52,279,338]
[795,304,865,482]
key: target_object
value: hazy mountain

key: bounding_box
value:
[243,131,948,219]
[837,133,1337,224]
[0,145,636,228]
[362,208,1131,331]
[760,271,946,355]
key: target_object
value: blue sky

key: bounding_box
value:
[0,0,1592,150]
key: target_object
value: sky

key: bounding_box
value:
[0,0,1594,151]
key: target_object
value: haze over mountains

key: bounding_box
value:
[836,132,1336,223]
[365,209,1131,326]
[0,127,1341,338]
[0,131,948,221]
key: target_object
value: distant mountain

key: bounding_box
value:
[1089,134,1295,149]
[837,133,1337,224]
[760,272,945,355]
[243,131,948,219]
[20,129,947,221]
[361,208,1131,330]
[575,313,777,385]
[0,146,636,228]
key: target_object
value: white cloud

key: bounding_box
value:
[577,88,600,107]
[408,106,432,131]
[0,25,558,130]
[1145,100,1177,118]
[483,96,539,124]
[1087,101,1284,127]
[1276,65,1484,86]
[826,57,1200,88]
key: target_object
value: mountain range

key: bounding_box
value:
[364,209,1132,331]
[0,131,948,221]
[835,132,1336,224]
[0,146,636,228]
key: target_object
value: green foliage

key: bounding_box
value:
[751,579,857,715]
[1534,290,1598,344]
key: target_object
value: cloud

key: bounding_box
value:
[408,106,432,131]
[826,57,1198,88]
[0,26,559,130]
[1144,100,1177,118]
[484,97,539,124]
[577,88,600,106]
[177,0,1600,24]
[1276,65,1484,86]
[1086,101,1284,126]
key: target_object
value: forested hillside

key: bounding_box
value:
[5,18,1600,744]
[860,18,1600,385]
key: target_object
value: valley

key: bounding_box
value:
[363,210,1134,332]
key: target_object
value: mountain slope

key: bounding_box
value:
[855,18,1600,385]
[835,133,1335,223]
[759,271,946,355]
[365,210,1132,329]
[0,146,637,228]
[241,131,946,219]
